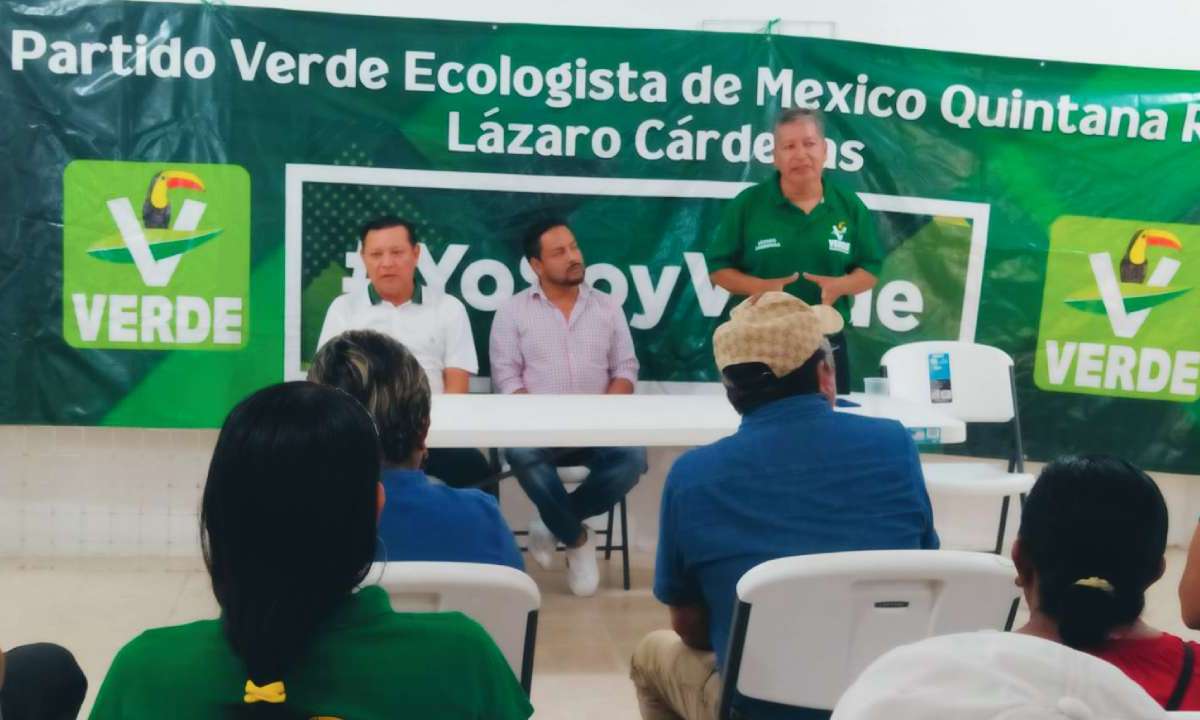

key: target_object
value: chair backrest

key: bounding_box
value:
[880,341,1016,422]
[368,561,541,693]
[720,550,1020,716]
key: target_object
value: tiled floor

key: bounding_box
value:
[3,547,1196,719]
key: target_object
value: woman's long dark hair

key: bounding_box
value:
[1018,454,1168,650]
[201,381,381,718]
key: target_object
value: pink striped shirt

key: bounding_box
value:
[489,283,639,394]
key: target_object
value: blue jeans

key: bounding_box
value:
[504,446,646,544]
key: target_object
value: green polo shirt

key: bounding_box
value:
[706,173,883,319]
[88,585,532,720]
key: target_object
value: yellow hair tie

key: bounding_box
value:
[1073,576,1115,594]
[244,679,286,704]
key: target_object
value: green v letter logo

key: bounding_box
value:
[105,196,208,287]
[1088,251,1181,339]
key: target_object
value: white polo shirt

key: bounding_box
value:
[317,283,478,394]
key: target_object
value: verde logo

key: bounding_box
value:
[63,160,250,350]
[828,221,850,254]
[1035,216,1199,402]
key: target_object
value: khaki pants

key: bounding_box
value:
[630,629,722,720]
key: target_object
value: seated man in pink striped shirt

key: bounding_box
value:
[489,219,647,596]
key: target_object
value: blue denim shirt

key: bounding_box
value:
[377,468,524,571]
[653,393,938,713]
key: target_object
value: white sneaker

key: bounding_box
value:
[527,519,556,570]
[565,530,600,597]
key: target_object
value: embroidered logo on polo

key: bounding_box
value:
[754,237,781,251]
[828,221,850,254]
[1034,216,1199,402]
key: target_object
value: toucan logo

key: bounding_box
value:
[828,221,851,254]
[1035,216,1200,402]
[62,160,250,350]
[93,170,222,287]
[1065,228,1187,339]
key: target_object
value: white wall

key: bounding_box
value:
[0,426,211,558]
[4,427,1200,558]
[6,1,1199,559]
[144,0,1200,71]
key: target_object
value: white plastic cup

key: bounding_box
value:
[864,377,890,397]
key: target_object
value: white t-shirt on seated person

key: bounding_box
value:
[317,283,478,394]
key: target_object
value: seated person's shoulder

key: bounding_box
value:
[513,285,536,300]
[407,483,509,535]
[431,483,504,517]
[498,285,535,309]
[589,286,630,317]
[128,618,224,648]
[384,603,494,645]
[425,287,467,312]
[323,291,356,315]
[664,441,731,490]
[832,411,913,446]
[588,285,619,304]
[836,409,908,434]
[365,597,503,667]
[110,619,227,673]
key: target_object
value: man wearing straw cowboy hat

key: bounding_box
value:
[630,292,937,720]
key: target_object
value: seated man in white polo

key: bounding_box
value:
[489,218,646,597]
[318,216,492,492]
[630,292,938,720]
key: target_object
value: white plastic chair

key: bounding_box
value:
[718,550,1021,718]
[880,341,1036,553]
[368,561,541,694]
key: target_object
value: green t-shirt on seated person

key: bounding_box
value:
[705,173,884,321]
[88,585,533,720]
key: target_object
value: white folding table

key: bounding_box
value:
[427,392,965,448]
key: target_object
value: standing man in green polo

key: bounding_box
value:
[706,108,882,392]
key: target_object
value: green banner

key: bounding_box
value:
[2,2,1198,472]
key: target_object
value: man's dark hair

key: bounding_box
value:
[721,347,829,415]
[522,217,569,261]
[774,107,825,136]
[359,216,417,250]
